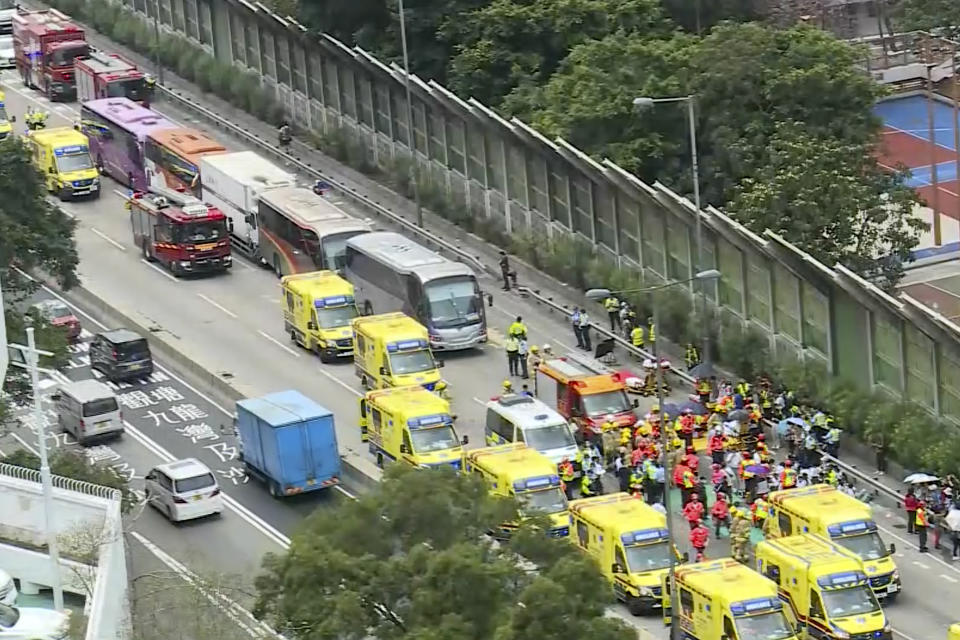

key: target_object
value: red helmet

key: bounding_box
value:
[686,447,694,454]
[758,434,765,441]
[784,460,792,467]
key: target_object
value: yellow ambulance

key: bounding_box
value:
[352,312,443,390]
[281,270,358,362]
[359,385,465,469]
[768,485,900,601]
[756,534,892,640]
[26,127,100,200]
[662,558,799,640]
[0,91,13,141]
[569,492,678,616]
[463,443,570,539]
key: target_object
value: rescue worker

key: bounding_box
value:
[499,250,511,291]
[528,344,542,371]
[143,74,157,107]
[508,316,527,340]
[603,294,620,331]
[278,120,292,147]
[735,379,751,399]
[779,460,797,489]
[541,343,553,358]
[690,520,709,561]
[825,465,839,487]
[711,492,730,537]
[630,324,645,353]
[696,376,712,404]
[434,380,449,400]
[682,445,699,473]
[647,317,656,347]
[730,508,752,563]
[917,501,930,552]
[501,380,513,395]
[824,424,842,457]
[629,466,644,498]
[685,343,700,371]
[517,337,530,379]
[683,493,705,529]
[752,496,768,529]
[505,334,520,376]
[708,431,726,466]
[560,457,576,499]
[580,472,596,498]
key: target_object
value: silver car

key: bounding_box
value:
[0,35,14,69]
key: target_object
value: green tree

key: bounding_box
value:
[3,449,138,513]
[447,0,669,106]
[254,465,631,640]
[896,0,960,37]
[660,0,761,33]
[726,121,925,288]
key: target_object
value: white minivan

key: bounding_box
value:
[484,394,579,464]
[145,459,223,523]
[55,379,123,445]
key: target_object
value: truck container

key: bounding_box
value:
[199,151,295,261]
[235,390,341,498]
[13,8,88,100]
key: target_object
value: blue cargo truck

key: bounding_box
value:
[235,390,341,498]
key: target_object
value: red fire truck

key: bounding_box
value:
[75,51,147,104]
[128,186,232,276]
[13,9,88,101]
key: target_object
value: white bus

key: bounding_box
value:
[344,232,487,351]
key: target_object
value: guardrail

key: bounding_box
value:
[516,286,907,506]
[0,462,123,502]
[154,85,490,277]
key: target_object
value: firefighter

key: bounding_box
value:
[559,457,576,499]
[711,492,730,537]
[730,508,752,563]
[696,376,712,404]
[433,380,450,401]
[603,294,620,331]
[685,343,700,370]
[779,459,797,489]
[690,520,710,561]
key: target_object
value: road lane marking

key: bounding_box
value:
[942,573,958,583]
[197,293,238,318]
[875,520,960,576]
[10,432,38,456]
[91,227,126,252]
[140,258,180,282]
[257,330,301,358]
[131,532,283,639]
[912,561,930,569]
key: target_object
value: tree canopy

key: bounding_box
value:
[254,465,631,640]
[895,0,960,38]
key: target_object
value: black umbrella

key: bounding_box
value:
[727,409,750,422]
[594,338,615,360]
[679,400,709,416]
[689,362,716,379]
[662,403,682,417]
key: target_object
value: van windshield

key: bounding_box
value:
[518,487,567,516]
[56,151,94,173]
[582,390,631,417]
[174,473,216,493]
[116,340,150,362]
[623,541,672,573]
[821,585,880,618]
[734,611,795,640]
[524,423,576,451]
[316,305,357,329]
[321,231,366,272]
[82,397,119,417]
[410,425,459,453]
[389,349,435,375]
[832,531,889,561]
[425,276,481,329]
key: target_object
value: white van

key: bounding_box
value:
[55,379,123,445]
[484,394,579,464]
[145,459,223,523]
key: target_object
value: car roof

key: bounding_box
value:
[98,328,145,344]
[154,458,213,480]
[486,394,566,426]
[60,379,115,403]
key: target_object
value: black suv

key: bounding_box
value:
[89,329,154,382]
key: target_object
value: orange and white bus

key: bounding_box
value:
[144,127,226,197]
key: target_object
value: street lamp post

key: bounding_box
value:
[633,95,710,372]
[397,0,423,228]
[586,268,720,640]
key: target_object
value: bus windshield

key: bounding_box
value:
[518,487,567,516]
[49,44,89,67]
[623,541,672,573]
[821,585,880,618]
[174,219,227,244]
[524,423,576,451]
[316,305,357,329]
[410,425,459,453]
[734,611,795,640]
[106,77,146,102]
[582,390,631,417]
[321,231,367,272]
[424,276,481,329]
[55,151,94,173]
[388,349,435,375]
[832,531,889,561]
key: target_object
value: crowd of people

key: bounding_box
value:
[903,477,960,558]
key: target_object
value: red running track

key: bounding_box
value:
[878,128,956,169]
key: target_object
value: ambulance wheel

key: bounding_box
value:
[626,596,646,616]
[886,592,898,603]
[290,330,298,346]
[376,452,384,468]
[317,346,333,364]
[273,255,282,278]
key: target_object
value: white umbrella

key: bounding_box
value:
[946,509,960,532]
[904,473,939,484]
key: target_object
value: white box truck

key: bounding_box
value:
[199,150,295,261]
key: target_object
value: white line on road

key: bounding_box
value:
[893,628,919,640]
[140,258,179,282]
[9,432,37,456]
[876,520,960,577]
[131,531,283,639]
[197,293,238,318]
[912,560,930,569]
[91,228,127,252]
[942,573,958,583]
[257,330,301,358]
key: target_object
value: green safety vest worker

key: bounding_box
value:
[580,475,594,497]
[736,381,751,397]
[629,471,643,493]
[685,344,699,368]
[604,296,619,313]
[560,461,575,483]
[826,469,838,486]
[508,321,526,338]
[631,326,645,347]
[505,336,519,353]
[648,321,656,343]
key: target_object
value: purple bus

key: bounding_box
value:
[79,98,175,191]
